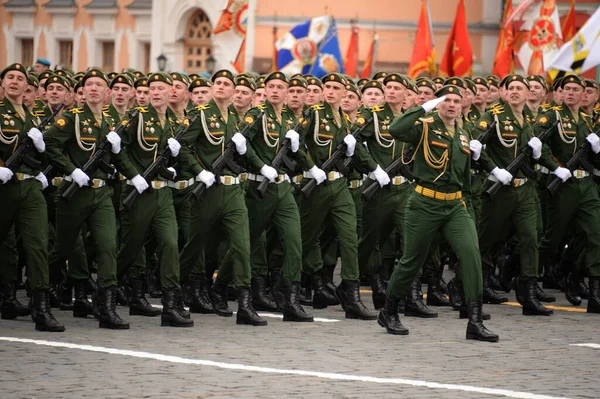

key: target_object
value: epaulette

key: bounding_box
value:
[540,103,551,109]
[369,105,384,112]
[194,104,210,111]
[136,106,149,113]
[102,111,111,118]
[70,107,84,114]
[102,105,109,111]
[310,104,325,111]
[256,103,268,110]
[0,101,4,106]
[551,105,562,111]
[593,104,600,112]
[419,116,434,123]
[490,106,504,115]
[34,110,45,117]
[281,106,287,112]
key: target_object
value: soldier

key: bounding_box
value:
[0,63,64,332]
[525,75,548,121]
[357,77,369,91]
[44,68,129,329]
[287,77,308,118]
[115,71,193,327]
[304,75,323,106]
[296,72,376,320]
[373,71,388,84]
[23,74,39,110]
[189,77,212,106]
[582,79,599,117]
[432,76,444,90]
[535,75,600,314]
[470,77,490,121]
[40,74,70,120]
[168,72,190,121]
[341,83,361,123]
[379,86,498,342]
[33,58,52,73]
[415,78,436,105]
[361,80,385,107]
[403,82,418,111]
[253,76,266,106]
[486,76,500,106]
[105,74,135,122]
[474,75,569,315]
[134,77,150,107]
[178,69,266,326]
[230,76,255,122]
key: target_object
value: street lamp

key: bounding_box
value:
[206,55,216,75]
[157,54,167,72]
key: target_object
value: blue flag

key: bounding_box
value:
[276,16,345,78]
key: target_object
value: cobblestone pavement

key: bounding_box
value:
[0,274,598,399]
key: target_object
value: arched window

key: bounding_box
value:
[184,9,213,73]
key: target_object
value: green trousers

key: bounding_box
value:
[51,183,117,288]
[0,179,49,290]
[170,186,192,251]
[539,177,600,277]
[470,171,487,225]
[387,192,482,301]
[478,182,539,277]
[180,183,251,288]
[358,181,411,277]
[118,187,180,290]
[300,178,359,281]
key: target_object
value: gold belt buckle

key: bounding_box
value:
[223,176,233,185]
[327,171,336,181]
[239,172,248,182]
[151,181,161,189]
[92,179,101,189]
[574,170,585,178]
[277,174,285,184]
[177,181,186,190]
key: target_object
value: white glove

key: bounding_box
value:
[285,129,300,153]
[167,138,181,157]
[0,167,13,184]
[27,127,45,153]
[70,168,90,187]
[106,131,121,154]
[196,170,216,188]
[528,137,542,160]
[260,164,278,182]
[491,167,513,186]
[309,166,327,185]
[469,140,483,161]
[552,167,572,182]
[167,166,177,180]
[586,133,600,154]
[231,133,247,155]
[371,165,390,187]
[422,96,446,113]
[343,134,357,157]
[35,172,48,189]
[131,174,149,194]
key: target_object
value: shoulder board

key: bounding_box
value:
[540,103,551,109]
[419,116,434,123]
[136,106,149,113]
[310,104,325,111]
[194,104,210,111]
[551,105,562,111]
[593,104,600,112]
[102,105,110,111]
[581,111,589,117]
[256,103,268,110]
[369,105,384,112]
[490,106,504,115]
[34,110,45,117]
[102,111,111,118]
[281,106,288,112]
[0,102,4,106]
[70,107,84,114]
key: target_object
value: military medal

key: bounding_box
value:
[216,122,220,128]
[150,127,155,133]
[325,125,330,132]
[9,120,15,126]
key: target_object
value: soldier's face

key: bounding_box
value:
[487,86,499,104]
[323,81,345,106]
[473,84,489,106]
[437,94,462,120]
[305,85,323,106]
[212,77,234,101]
[462,89,474,109]
[506,81,529,107]
[582,87,599,108]
[553,87,564,104]
[403,90,417,110]
[362,88,384,107]
[562,83,583,107]
[83,77,108,106]
[384,82,406,106]
[149,81,172,108]
[76,87,86,107]
[191,86,211,105]
[252,88,266,106]
[416,87,435,105]
[1,70,27,100]
[233,85,255,108]
[111,83,133,107]
[22,84,37,108]
[169,80,189,106]
[341,91,360,114]
[287,87,306,111]
[265,79,288,106]
[527,81,546,102]
[136,87,150,106]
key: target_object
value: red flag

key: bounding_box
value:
[408,0,436,78]
[360,33,378,79]
[561,0,576,42]
[439,0,473,77]
[233,39,246,73]
[344,23,359,78]
[492,0,514,78]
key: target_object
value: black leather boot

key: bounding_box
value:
[146,254,162,298]
[311,273,340,309]
[483,268,509,304]
[322,264,337,296]
[97,287,130,329]
[465,299,499,342]
[48,284,61,308]
[335,280,377,320]
[161,290,194,327]
[369,274,386,310]
[87,277,98,295]
[281,281,314,322]
[298,272,312,306]
[426,279,450,307]
[447,276,462,311]
[185,279,214,314]
[543,260,565,291]
[211,277,233,317]
[577,278,590,299]
[587,277,600,313]
[496,254,514,293]
[564,273,582,306]
[521,277,553,316]
[535,282,556,303]
[377,296,409,335]
[236,288,267,326]
[404,277,438,318]
[128,278,161,316]
[58,275,74,310]
[115,285,129,306]
[31,290,65,332]
[0,282,30,319]
[73,280,94,318]
[251,276,278,311]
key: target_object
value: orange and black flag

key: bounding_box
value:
[492,0,514,78]
[408,0,436,79]
[439,0,472,77]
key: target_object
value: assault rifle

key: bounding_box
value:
[361,148,414,202]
